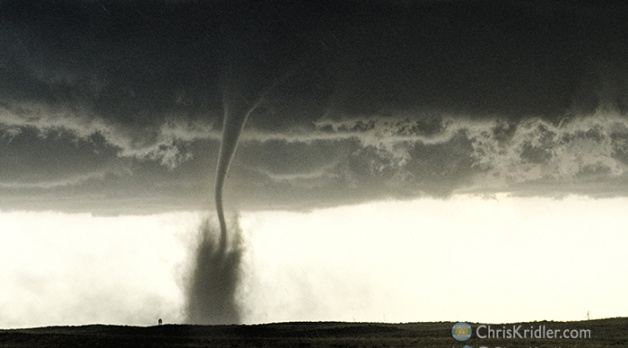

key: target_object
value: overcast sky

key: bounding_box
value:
[1,0,628,328]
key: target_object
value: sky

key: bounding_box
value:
[1,0,628,328]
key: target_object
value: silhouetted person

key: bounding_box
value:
[158,318,163,326]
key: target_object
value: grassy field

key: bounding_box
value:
[1,318,626,347]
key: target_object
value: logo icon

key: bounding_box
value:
[452,322,472,341]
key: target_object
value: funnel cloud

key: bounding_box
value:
[215,92,259,249]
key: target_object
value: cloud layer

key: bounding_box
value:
[1,0,628,213]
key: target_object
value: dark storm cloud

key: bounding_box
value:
[1,0,628,213]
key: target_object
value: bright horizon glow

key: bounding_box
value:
[1,194,627,328]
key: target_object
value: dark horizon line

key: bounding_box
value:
[3,316,625,331]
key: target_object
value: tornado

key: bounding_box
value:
[185,89,260,325]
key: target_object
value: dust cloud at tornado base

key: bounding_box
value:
[184,216,245,325]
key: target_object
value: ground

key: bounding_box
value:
[1,318,627,347]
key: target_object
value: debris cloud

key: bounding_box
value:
[185,216,244,325]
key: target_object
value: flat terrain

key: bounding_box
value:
[1,318,627,347]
